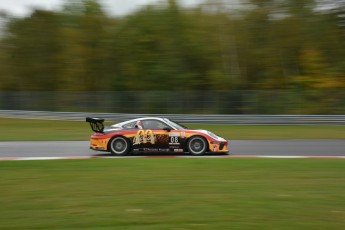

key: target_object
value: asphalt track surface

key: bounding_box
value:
[0,140,344,159]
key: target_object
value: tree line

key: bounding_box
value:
[0,0,344,92]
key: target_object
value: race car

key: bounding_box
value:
[86,117,229,156]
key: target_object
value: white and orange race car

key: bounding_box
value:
[86,117,229,156]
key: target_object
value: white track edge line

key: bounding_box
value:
[0,155,345,161]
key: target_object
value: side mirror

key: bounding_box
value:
[163,127,171,132]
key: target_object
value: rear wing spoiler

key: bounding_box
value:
[86,117,105,133]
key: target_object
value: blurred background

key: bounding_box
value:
[0,0,344,114]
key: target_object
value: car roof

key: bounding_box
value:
[112,117,168,127]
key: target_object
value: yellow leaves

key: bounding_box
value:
[313,76,345,89]
[299,48,327,76]
[289,75,345,89]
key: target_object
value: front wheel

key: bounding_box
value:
[109,137,130,156]
[187,136,207,156]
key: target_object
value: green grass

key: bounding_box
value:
[0,118,89,141]
[188,123,345,140]
[0,158,345,229]
[0,118,344,141]
[0,118,345,141]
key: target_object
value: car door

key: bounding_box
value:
[141,119,171,152]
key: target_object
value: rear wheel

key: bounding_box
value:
[187,136,207,156]
[109,137,130,156]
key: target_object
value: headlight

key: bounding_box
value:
[207,131,219,139]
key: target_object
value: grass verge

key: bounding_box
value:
[0,118,344,141]
[0,158,344,229]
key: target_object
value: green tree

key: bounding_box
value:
[0,0,343,94]
[57,0,110,91]
[1,10,60,90]
[112,0,199,90]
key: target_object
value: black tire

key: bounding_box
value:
[187,136,207,156]
[109,136,130,156]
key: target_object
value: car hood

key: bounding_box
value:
[191,129,227,142]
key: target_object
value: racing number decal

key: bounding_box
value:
[169,134,180,145]
[133,130,155,145]
[170,136,178,144]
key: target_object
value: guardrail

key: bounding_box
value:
[1,110,344,125]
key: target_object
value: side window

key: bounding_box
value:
[122,121,137,129]
[142,120,170,130]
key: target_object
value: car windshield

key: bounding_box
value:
[163,118,187,130]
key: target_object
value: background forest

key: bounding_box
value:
[0,0,344,114]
